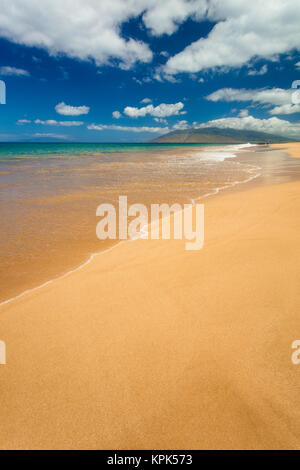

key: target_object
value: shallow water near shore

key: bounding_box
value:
[1,142,300,303]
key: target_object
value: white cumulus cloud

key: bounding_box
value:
[154,117,168,125]
[55,102,89,116]
[173,120,189,130]
[112,111,121,119]
[0,66,29,76]
[0,0,155,69]
[238,110,249,118]
[163,0,300,76]
[17,119,31,124]
[142,0,207,36]
[207,88,292,106]
[206,87,300,115]
[248,65,268,76]
[141,98,152,104]
[35,119,83,127]
[124,102,185,118]
[270,104,300,115]
[87,124,169,134]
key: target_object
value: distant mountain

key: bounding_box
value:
[152,127,295,144]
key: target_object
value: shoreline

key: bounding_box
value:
[1,140,298,310]
[0,144,261,309]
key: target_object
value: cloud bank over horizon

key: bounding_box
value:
[196,115,300,139]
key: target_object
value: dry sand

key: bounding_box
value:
[272,142,300,158]
[1,144,300,450]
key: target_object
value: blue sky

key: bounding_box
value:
[0,0,299,142]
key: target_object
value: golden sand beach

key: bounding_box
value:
[0,144,300,450]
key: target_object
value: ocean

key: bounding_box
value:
[0,142,236,160]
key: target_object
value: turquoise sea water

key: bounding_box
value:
[0,142,234,160]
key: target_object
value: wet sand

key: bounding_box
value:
[0,144,300,449]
